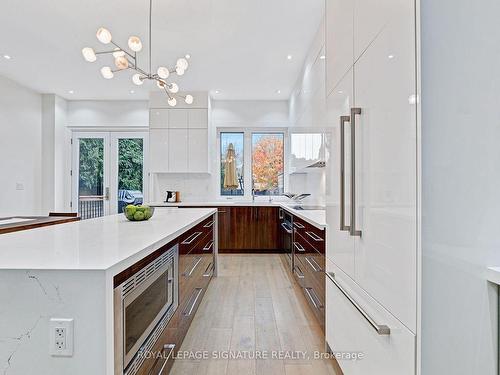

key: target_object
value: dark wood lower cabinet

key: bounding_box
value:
[136,214,215,375]
[178,206,281,252]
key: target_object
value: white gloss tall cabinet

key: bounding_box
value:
[324,0,418,373]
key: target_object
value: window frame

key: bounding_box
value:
[217,128,288,200]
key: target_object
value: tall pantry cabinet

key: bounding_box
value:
[325,0,418,374]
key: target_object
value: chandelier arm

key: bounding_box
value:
[110,41,135,60]
[95,50,117,55]
[163,86,173,100]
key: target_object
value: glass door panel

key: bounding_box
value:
[72,133,110,219]
[110,132,148,214]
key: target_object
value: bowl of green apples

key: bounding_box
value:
[124,205,155,221]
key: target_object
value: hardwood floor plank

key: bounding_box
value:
[170,254,341,375]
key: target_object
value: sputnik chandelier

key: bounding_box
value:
[81,0,193,106]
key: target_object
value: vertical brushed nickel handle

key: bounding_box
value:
[350,108,362,237]
[340,115,351,232]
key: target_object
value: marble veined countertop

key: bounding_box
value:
[0,208,216,271]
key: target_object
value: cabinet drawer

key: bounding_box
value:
[293,217,326,253]
[326,259,415,375]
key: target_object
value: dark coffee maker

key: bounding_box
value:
[165,191,177,203]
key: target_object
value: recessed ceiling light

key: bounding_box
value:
[388,54,395,59]
[68,90,74,94]
[320,55,326,60]
[185,54,191,60]
[130,90,135,94]
[287,55,293,60]
[338,90,344,94]
[3,55,11,60]
[276,89,281,94]
[214,90,220,94]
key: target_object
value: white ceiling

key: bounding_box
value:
[0,0,324,101]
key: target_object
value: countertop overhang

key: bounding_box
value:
[0,208,216,272]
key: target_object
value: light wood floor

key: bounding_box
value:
[170,254,341,375]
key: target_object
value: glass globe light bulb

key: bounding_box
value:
[81,47,96,62]
[176,58,188,70]
[132,73,144,86]
[100,66,114,79]
[112,48,125,58]
[157,67,170,79]
[168,97,177,107]
[176,66,185,76]
[128,36,142,52]
[169,82,179,94]
[114,56,129,70]
[96,27,112,44]
[185,94,194,104]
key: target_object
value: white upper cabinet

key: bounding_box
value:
[326,0,354,95]
[149,109,169,129]
[352,0,417,333]
[188,109,208,128]
[188,129,208,172]
[149,129,169,173]
[149,104,210,173]
[167,129,188,172]
[168,109,189,128]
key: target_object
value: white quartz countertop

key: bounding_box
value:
[0,208,216,271]
[148,201,326,229]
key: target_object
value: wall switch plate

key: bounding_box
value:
[49,318,74,357]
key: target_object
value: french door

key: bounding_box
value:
[72,131,149,219]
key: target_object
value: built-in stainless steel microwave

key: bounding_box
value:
[114,245,178,375]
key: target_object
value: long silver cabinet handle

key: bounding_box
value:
[293,242,305,253]
[350,107,362,237]
[203,221,214,228]
[293,221,305,229]
[183,288,203,316]
[304,287,323,309]
[326,272,390,335]
[294,265,305,279]
[281,222,293,234]
[203,262,214,277]
[203,240,214,251]
[306,231,324,242]
[181,231,202,245]
[184,257,203,277]
[340,115,351,232]
[148,344,176,375]
[305,256,322,272]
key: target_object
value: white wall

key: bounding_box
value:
[421,0,500,373]
[0,75,42,216]
[152,99,290,202]
[67,100,148,128]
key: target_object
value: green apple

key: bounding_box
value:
[134,211,145,221]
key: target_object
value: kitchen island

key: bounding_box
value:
[0,208,217,375]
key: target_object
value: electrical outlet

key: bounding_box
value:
[49,318,74,357]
